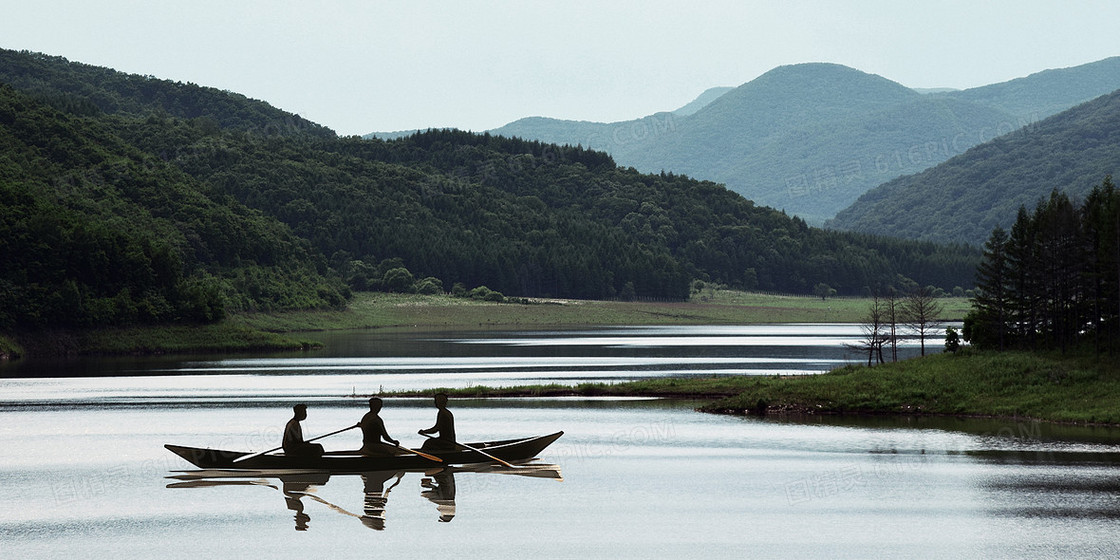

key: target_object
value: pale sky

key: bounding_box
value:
[2,1,1118,136]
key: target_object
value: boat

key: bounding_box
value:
[165,431,564,471]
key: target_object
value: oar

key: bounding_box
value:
[396,442,444,463]
[233,425,358,464]
[422,433,517,469]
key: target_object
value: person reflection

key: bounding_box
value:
[418,393,457,452]
[280,474,329,531]
[360,470,404,530]
[421,471,456,523]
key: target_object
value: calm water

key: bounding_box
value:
[2,325,1119,558]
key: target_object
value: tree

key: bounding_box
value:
[813,282,836,301]
[944,326,961,353]
[904,286,944,356]
[847,293,890,366]
[381,267,415,293]
[970,226,1011,349]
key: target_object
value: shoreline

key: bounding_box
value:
[364,348,1120,427]
[2,290,970,358]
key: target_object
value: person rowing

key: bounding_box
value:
[418,392,457,452]
[283,404,325,458]
[359,397,406,456]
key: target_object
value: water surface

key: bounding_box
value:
[2,325,1117,558]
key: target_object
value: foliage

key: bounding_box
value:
[493,60,1120,224]
[830,89,1120,245]
[702,349,1120,424]
[0,84,344,330]
[0,49,981,333]
[0,48,334,138]
[966,178,1120,351]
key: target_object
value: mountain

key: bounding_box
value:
[371,86,733,143]
[0,49,981,331]
[826,88,1120,245]
[609,64,1021,223]
[937,56,1120,120]
[0,84,345,329]
[0,49,334,138]
[671,86,734,116]
[488,59,1120,223]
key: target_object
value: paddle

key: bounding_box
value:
[395,443,444,463]
[233,424,358,464]
[421,433,517,469]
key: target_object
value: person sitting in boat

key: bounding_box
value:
[359,397,405,456]
[283,404,324,457]
[418,392,457,452]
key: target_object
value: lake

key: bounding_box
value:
[2,324,1119,558]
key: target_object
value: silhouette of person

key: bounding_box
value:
[418,392,457,452]
[421,471,456,522]
[283,404,324,457]
[359,397,405,456]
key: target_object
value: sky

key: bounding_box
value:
[2,1,1119,136]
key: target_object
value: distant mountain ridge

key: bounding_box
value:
[473,58,1120,223]
[826,88,1120,245]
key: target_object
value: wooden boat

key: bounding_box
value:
[165,431,564,471]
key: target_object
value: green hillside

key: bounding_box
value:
[827,89,1120,245]
[939,56,1120,119]
[0,49,981,333]
[489,59,1120,223]
[0,49,334,138]
[0,85,344,329]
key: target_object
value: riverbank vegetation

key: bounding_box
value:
[3,290,969,357]
[382,348,1120,425]
[968,178,1120,354]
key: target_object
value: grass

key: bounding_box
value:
[391,349,1120,425]
[229,290,971,334]
[14,323,320,356]
[703,349,1120,424]
[4,290,971,357]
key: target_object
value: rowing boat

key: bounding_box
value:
[165,431,564,471]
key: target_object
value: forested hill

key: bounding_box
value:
[827,88,1120,245]
[488,59,1120,224]
[937,56,1120,120]
[0,48,334,138]
[1,49,979,331]
[0,84,345,329]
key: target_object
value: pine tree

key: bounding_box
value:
[970,226,1012,349]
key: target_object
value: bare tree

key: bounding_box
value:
[847,292,891,366]
[884,288,902,362]
[904,286,945,356]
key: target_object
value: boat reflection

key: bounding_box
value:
[166,462,562,531]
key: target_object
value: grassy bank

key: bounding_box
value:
[3,290,970,357]
[701,350,1120,424]
[10,323,320,357]
[376,349,1120,426]
[232,291,970,333]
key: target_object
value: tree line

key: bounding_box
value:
[966,176,1120,352]
[0,49,985,331]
